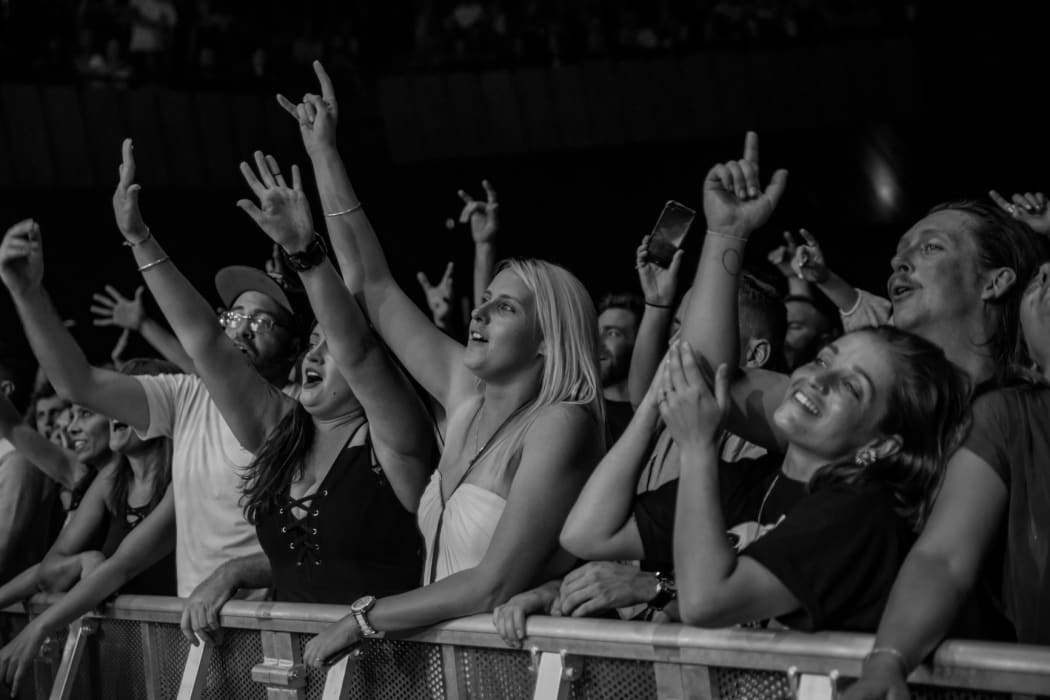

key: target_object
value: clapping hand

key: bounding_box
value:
[657,341,730,450]
[277,61,338,157]
[703,131,788,239]
[236,152,316,253]
[457,180,499,244]
[989,190,1050,235]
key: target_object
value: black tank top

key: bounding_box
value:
[100,500,177,596]
[255,431,423,604]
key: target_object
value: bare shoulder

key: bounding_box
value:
[523,403,603,461]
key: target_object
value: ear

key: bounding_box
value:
[0,380,14,398]
[980,267,1017,301]
[742,337,771,369]
[864,434,902,462]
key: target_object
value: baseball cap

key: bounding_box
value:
[214,266,314,337]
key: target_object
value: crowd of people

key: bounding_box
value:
[0,59,1047,699]
[1,0,915,86]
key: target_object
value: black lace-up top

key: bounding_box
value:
[255,428,424,604]
[100,499,177,595]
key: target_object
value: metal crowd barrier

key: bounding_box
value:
[2,595,1049,700]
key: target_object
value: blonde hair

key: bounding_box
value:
[481,258,605,467]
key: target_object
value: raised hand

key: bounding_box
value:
[276,60,338,157]
[91,285,146,332]
[789,228,830,283]
[703,131,788,239]
[636,234,684,306]
[236,152,316,253]
[767,231,799,278]
[457,180,499,244]
[0,219,44,296]
[657,341,729,450]
[416,262,454,327]
[989,189,1050,235]
[112,138,149,243]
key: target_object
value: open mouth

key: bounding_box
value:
[468,330,488,344]
[302,368,323,388]
[791,390,821,416]
[73,439,87,450]
[888,276,919,301]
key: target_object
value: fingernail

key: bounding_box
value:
[749,187,758,197]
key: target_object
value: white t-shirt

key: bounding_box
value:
[134,374,261,596]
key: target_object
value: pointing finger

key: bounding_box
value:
[313,61,337,107]
[742,130,759,167]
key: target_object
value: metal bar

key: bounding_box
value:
[47,617,96,700]
[251,630,306,699]
[140,622,164,700]
[176,641,212,700]
[320,654,353,700]
[654,662,716,700]
[441,644,464,700]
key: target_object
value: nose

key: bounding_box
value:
[890,251,913,274]
[807,371,831,395]
[227,316,253,340]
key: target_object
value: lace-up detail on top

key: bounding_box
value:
[277,489,328,567]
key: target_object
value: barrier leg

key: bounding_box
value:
[788,666,840,700]
[530,650,580,700]
[251,630,307,700]
[176,640,212,700]
[140,623,164,700]
[654,662,714,700]
[47,617,97,700]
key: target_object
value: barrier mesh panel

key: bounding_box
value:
[201,628,267,700]
[96,619,148,700]
[900,685,1009,700]
[150,623,192,700]
[342,638,445,700]
[570,656,657,700]
[458,645,534,699]
[709,666,793,699]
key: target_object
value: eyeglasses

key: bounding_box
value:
[218,309,284,334]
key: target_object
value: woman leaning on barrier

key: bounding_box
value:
[618,133,971,634]
[274,63,605,668]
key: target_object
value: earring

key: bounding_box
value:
[854,449,876,467]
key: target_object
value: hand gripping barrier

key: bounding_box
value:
[2,595,1049,699]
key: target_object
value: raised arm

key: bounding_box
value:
[111,139,291,452]
[236,155,433,510]
[0,220,149,432]
[628,236,684,407]
[0,486,175,691]
[36,467,115,592]
[0,391,86,489]
[277,63,472,410]
[90,284,196,373]
[679,133,789,451]
[560,373,663,561]
[300,405,602,667]
[456,180,499,309]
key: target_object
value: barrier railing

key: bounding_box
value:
[2,595,1048,699]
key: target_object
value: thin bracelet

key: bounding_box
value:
[865,647,910,674]
[706,228,748,241]
[325,202,363,218]
[137,256,171,273]
[645,301,672,309]
[122,227,153,247]
[840,289,864,317]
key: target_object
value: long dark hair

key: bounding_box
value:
[928,199,1050,386]
[110,358,179,521]
[240,402,314,524]
[809,326,973,529]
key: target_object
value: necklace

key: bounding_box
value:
[756,473,781,524]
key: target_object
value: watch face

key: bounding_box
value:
[351,595,375,613]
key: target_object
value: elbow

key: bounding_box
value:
[36,562,76,594]
[677,592,731,628]
[558,528,606,562]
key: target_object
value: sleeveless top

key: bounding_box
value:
[254,426,424,604]
[417,471,506,582]
[101,499,177,595]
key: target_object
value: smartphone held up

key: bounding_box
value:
[645,200,695,268]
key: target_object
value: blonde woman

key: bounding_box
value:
[276,64,606,666]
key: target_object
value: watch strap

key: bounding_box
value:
[282,235,328,272]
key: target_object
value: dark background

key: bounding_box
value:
[0,1,1047,368]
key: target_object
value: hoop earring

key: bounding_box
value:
[854,449,876,467]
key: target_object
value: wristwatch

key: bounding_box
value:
[650,572,677,610]
[350,595,380,637]
[282,235,328,272]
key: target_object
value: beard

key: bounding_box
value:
[601,347,631,386]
